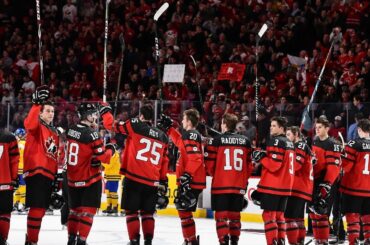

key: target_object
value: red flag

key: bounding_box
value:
[217,63,245,82]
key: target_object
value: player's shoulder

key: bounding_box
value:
[0,131,17,143]
[268,135,291,148]
[348,138,370,152]
[66,124,98,143]
[182,129,201,143]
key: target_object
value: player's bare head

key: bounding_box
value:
[315,116,330,138]
[182,109,200,129]
[140,104,154,121]
[78,103,98,126]
[286,126,301,142]
[40,101,55,125]
[270,116,287,136]
[221,113,238,133]
[357,119,370,137]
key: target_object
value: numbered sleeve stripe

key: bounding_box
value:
[185,143,198,148]
[205,149,217,154]
[327,162,339,166]
[325,154,339,159]
[93,143,104,149]
[268,150,284,156]
[346,151,356,157]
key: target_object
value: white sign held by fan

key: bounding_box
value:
[163,64,185,83]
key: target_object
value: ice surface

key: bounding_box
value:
[7,213,347,245]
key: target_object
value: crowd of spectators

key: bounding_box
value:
[0,0,369,145]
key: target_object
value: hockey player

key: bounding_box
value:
[102,148,121,216]
[65,103,115,245]
[340,119,370,245]
[159,109,206,245]
[101,104,169,245]
[285,126,314,245]
[252,116,295,245]
[13,128,27,213]
[23,86,60,245]
[309,116,341,245]
[0,129,20,245]
[204,113,252,245]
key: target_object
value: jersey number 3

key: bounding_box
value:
[136,138,162,165]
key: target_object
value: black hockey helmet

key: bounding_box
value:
[77,103,98,119]
[174,190,197,211]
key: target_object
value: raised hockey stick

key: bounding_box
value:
[113,34,125,118]
[301,28,342,131]
[103,0,111,103]
[254,23,269,147]
[154,2,169,114]
[35,0,45,85]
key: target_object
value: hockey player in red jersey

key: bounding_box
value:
[65,103,115,245]
[340,119,370,245]
[158,109,206,245]
[284,126,314,245]
[0,129,20,245]
[309,116,341,245]
[204,113,252,245]
[101,104,169,245]
[252,116,295,245]
[23,86,60,245]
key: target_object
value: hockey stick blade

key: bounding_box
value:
[154,2,169,21]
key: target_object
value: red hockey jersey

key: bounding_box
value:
[168,128,206,190]
[312,137,341,184]
[257,135,295,196]
[0,132,19,191]
[340,138,370,197]
[23,105,59,180]
[204,132,252,195]
[291,140,314,201]
[66,123,113,187]
[114,117,169,187]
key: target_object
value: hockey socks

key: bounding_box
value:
[262,210,278,245]
[345,213,360,245]
[68,209,80,236]
[140,211,155,241]
[26,207,46,243]
[0,213,10,241]
[126,210,140,240]
[297,218,306,243]
[215,211,229,243]
[276,211,286,242]
[78,207,96,240]
[179,211,197,242]
[310,213,330,242]
[286,218,299,244]
[362,215,370,240]
[228,211,241,242]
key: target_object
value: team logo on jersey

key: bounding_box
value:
[193,147,198,151]
[272,154,277,159]
[204,152,208,157]
[45,136,58,156]
[296,156,301,161]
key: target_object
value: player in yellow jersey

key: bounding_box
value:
[102,146,121,216]
[13,128,27,213]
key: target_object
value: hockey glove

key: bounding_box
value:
[179,172,192,192]
[105,143,117,155]
[32,85,50,104]
[318,182,331,200]
[157,114,173,132]
[251,190,262,206]
[91,158,102,168]
[159,179,168,194]
[99,102,112,116]
[11,178,19,190]
[252,150,266,163]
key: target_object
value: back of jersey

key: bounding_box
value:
[119,118,169,187]
[341,138,370,197]
[205,132,252,195]
[66,124,106,187]
[0,132,19,190]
